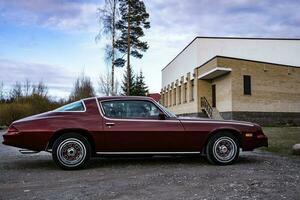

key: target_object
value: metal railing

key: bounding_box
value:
[200,96,213,118]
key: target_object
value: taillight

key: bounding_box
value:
[7,125,19,135]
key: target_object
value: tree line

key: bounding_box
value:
[0,80,60,126]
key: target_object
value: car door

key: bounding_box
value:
[100,99,185,152]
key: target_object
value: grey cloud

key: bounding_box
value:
[148,0,300,38]
[1,0,299,36]
[0,0,101,32]
[0,59,76,97]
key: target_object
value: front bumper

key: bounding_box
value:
[242,132,268,151]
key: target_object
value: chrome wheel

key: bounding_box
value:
[57,138,86,167]
[212,136,237,163]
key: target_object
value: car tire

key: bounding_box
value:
[52,133,91,170]
[206,132,240,165]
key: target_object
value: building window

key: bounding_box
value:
[169,90,172,106]
[173,88,176,105]
[164,92,168,107]
[184,83,187,103]
[178,86,181,104]
[243,75,251,95]
[190,80,194,101]
[161,93,164,106]
[165,91,168,107]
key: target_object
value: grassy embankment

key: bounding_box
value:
[261,127,300,157]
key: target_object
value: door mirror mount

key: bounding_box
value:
[158,112,166,120]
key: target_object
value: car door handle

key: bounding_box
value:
[105,122,115,127]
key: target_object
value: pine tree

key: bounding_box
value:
[134,71,148,96]
[115,0,150,95]
[121,65,135,95]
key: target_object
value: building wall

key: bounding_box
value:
[161,70,199,115]
[162,39,199,88]
[196,58,232,112]
[217,57,300,113]
[162,37,300,89]
[212,75,232,112]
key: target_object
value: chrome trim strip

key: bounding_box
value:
[19,149,40,154]
[95,97,102,115]
[181,120,254,126]
[96,151,201,155]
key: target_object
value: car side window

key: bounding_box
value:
[101,100,161,119]
[55,101,85,112]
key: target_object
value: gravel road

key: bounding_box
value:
[0,130,299,200]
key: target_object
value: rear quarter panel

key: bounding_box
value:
[11,98,103,151]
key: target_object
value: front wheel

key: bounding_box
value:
[52,133,91,170]
[206,132,240,165]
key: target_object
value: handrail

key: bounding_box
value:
[200,96,213,118]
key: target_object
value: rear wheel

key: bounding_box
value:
[52,133,91,170]
[206,132,239,165]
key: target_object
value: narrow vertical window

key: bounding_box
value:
[243,75,251,95]
[169,90,172,106]
[178,86,181,104]
[166,92,168,107]
[184,83,187,103]
[173,88,176,105]
[190,80,194,101]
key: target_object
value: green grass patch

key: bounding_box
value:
[260,127,300,157]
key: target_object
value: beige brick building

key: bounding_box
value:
[161,37,300,125]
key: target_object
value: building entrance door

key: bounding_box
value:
[212,84,216,107]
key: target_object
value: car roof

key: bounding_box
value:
[95,96,154,101]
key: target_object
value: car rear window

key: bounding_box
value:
[55,101,85,112]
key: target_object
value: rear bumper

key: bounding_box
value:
[2,133,25,148]
[3,132,48,151]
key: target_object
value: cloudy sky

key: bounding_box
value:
[0,0,300,98]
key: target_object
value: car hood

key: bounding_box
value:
[177,116,257,127]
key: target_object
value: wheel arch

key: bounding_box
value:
[46,128,96,155]
[202,128,242,155]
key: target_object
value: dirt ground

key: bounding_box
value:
[0,130,300,200]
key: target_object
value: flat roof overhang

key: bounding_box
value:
[198,67,232,80]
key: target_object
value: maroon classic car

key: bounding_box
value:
[3,96,268,169]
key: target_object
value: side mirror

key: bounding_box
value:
[158,112,166,120]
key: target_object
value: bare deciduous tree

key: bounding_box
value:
[0,82,5,101]
[69,73,95,101]
[98,68,120,96]
[96,0,120,95]
[9,82,22,101]
[32,81,48,97]
[23,79,31,97]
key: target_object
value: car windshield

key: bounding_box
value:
[155,102,177,118]
[55,101,85,112]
